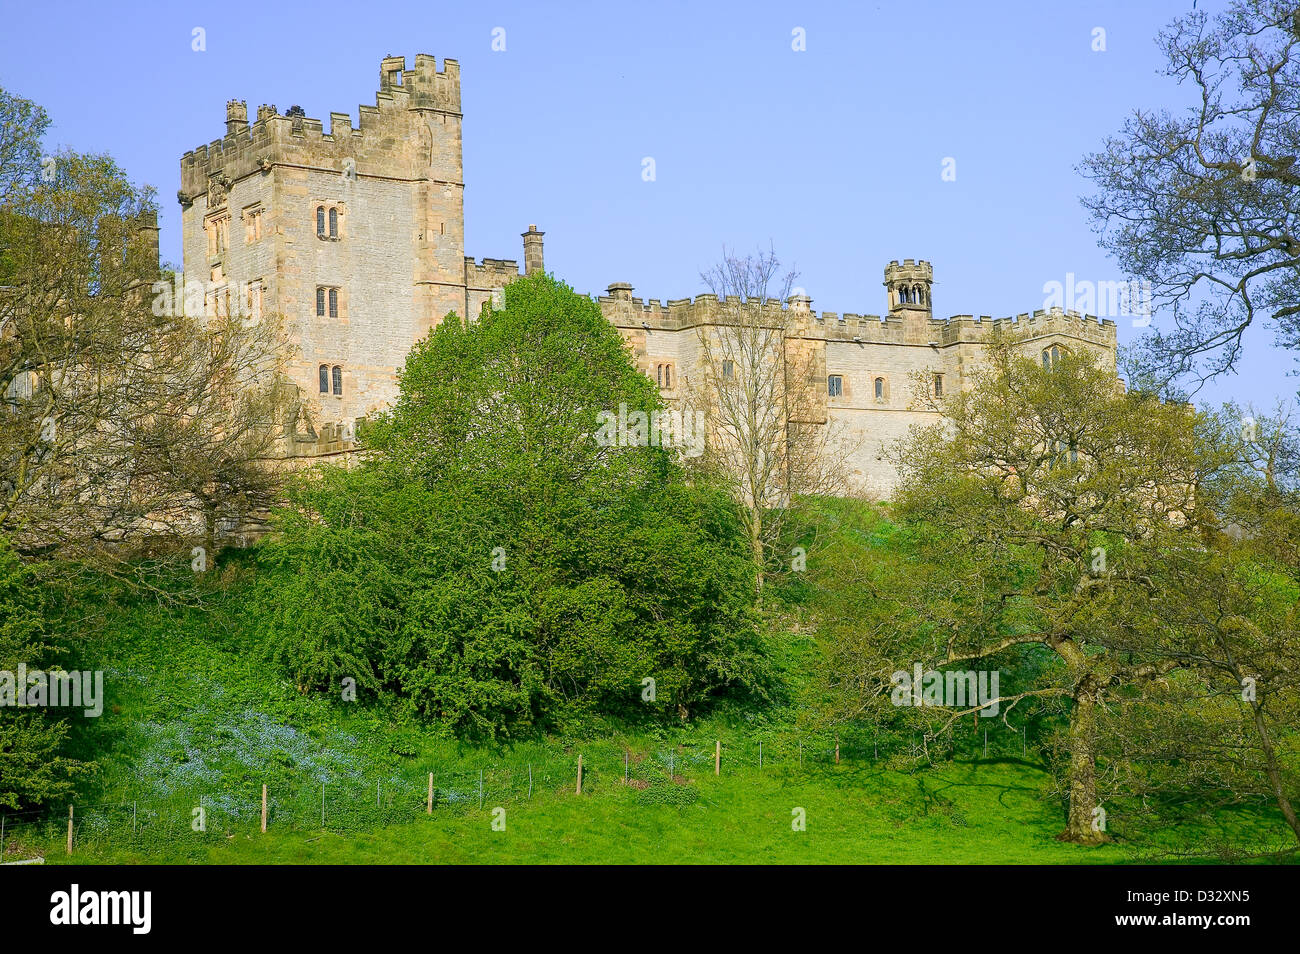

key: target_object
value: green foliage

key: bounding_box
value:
[254,274,767,740]
[0,536,85,809]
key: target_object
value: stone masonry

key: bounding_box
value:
[180,54,1118,496]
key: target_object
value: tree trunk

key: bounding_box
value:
[1058,684,1109,845]
[1248,700,1300,848]
[749,508,765,603]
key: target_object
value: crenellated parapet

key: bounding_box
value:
[465,256,521,289]
[599,280,1115,350]
[179,54,461,207]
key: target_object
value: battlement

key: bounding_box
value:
[599,282,1116,348]
[465,256,521,287]
[179,54,461,206]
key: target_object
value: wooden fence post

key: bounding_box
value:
[714,740,721,776]
[427,773,433,814]
[835,737,840,764]
[576,754,583,795]
[66,805,73,855]
[261,784,267,833]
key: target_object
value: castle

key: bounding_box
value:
[180,54,1118,498]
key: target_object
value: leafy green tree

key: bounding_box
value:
[817,332,1300,845]
[0,536,86,810]
[256,274,767,739]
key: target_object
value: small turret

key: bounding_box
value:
[884,259,933,317]
[226,100,248,136]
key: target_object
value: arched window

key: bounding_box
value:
[665,365,672,388]
[900,286,909,304]
[328,287,338,318]
[316,287,326,317]
[874,377,885,400]
[656,365,663,387]
[1042,344,1064,369]
[913,285,922,304]
[318,364,329,393]
[332,366,343,396]
[316,206,326,236]
[328,207,338,238]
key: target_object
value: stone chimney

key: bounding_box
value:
[522,224,544,276]
[606,282,633,301]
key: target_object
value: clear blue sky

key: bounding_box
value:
[1,0,1294,411]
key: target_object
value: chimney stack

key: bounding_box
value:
[522,224,544,276]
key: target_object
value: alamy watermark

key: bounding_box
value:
[0,664,104,717]
[1041,273,1152,326]
[595,403,706,458]
[891,663,1001,715]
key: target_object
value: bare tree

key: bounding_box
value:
[1080,0,1300,394]
[692,247,855,596]
[0,92,291,571]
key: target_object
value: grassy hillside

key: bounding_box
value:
[1,539,1290,865]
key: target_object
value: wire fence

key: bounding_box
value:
[0,724,1035,862]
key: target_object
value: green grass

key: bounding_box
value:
[38,760,1134,865]
[5,530,1289,866]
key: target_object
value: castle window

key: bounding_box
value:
[828,375,843,398]
[655,362,674,389]
[722,359,734,380]
[933,373,943,397]
[328,207,338,239]
[1042,344,1063,369]
[205,212,230,259]
[874,377,885,401]
[332,365,343,396]
[319,364,329,393]
[317,206,326,237]
[317,286,342,318]
[246,280,262,322]
[243,205,263,243]
[389,69,402,87]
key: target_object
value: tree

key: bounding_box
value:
[692,248,855,597]
[1080,0,1300,393]
[860,332,1289,844]
[256,273,768,739]
[0,535,87,810]
[0,86,289,569]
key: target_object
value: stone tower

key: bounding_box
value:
[179,55,528,454]
[884,259,933,316]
